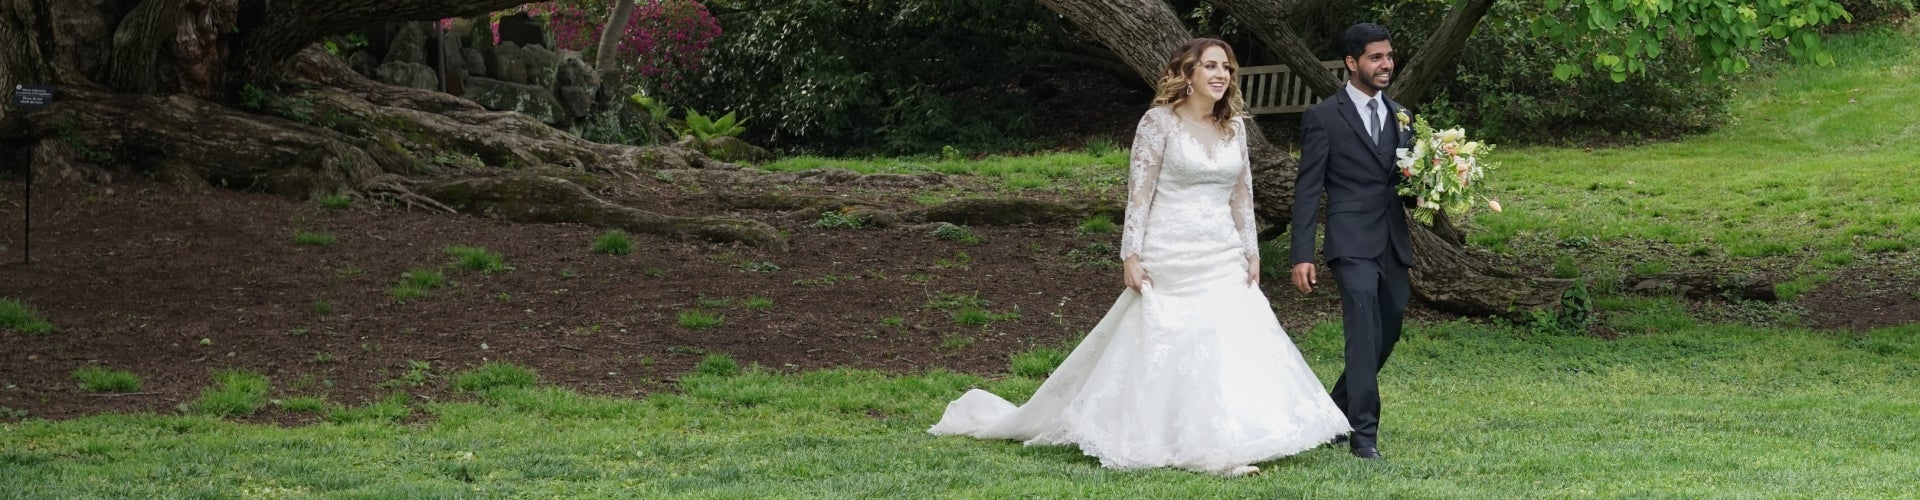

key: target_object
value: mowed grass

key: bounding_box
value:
[1466,24,1920,270]
[2,319,1915,496]
[757,142,1129,193]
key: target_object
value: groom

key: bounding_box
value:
[1289,22,1414,461]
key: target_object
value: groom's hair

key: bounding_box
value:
[1339,23,1392,61]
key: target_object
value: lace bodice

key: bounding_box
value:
[1120,106,1259,262]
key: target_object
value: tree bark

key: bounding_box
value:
[0,0,106,92]
[421,175,788,250]
[1386,0,1496,105]
[25,85,383,197]
[594,0,637,71]
[1033,0,1188,84]
[1407,216,1575,317]
[106,0,238,99]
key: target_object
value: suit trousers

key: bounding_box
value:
[1327,253,1410,449]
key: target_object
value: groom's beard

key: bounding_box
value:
[1361,70,1392,92]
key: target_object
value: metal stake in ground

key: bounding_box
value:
[12,84,55,265]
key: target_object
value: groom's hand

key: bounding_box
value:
[1290,263,1317,293]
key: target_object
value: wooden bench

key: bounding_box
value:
[1236,61,1348,115]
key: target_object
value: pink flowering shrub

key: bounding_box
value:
[522,1,722,87]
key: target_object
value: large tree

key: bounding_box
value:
[1034,0,1843,319]
[1,0,784,248]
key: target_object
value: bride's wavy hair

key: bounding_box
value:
[1151,38,1246,136]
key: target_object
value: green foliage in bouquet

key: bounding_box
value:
[1395,114,1502,226]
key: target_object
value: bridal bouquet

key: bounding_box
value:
[1394,113,1502,226]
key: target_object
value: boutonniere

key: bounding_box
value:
[1395,109,1411,133]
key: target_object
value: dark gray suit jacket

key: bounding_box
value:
[1289,89,1415,267]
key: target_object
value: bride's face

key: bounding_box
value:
[1186,46,1232,104]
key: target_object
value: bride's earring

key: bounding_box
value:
[1186,83,1193,95]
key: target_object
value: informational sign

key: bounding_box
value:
[12,84,53,108]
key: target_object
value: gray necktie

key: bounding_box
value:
[1365,99,1379,145]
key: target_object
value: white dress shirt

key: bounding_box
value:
[1345,82,1387,140]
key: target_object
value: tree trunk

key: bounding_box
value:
[1407,215,1575,317]
[106,0,238,99]
[594,0,637,71]
[1033,0,1188,84]
[1387,0,1496,105]
[25,85,382,197]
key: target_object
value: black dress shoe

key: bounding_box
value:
[1350,447,1383,460]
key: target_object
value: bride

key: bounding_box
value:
[928,38,1350,477]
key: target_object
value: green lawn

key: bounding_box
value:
[6,22,1920,500]
[4,321,1916,496]
[756,141,1130,193]
[1466,23,1920,296]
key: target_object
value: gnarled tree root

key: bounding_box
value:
[1409,219,1576,321]
[420,175,787,250]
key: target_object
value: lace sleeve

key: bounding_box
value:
[1120,108,1167,261]
[1230,118,1259,260]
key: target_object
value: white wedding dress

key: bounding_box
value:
[929,106,1350,475]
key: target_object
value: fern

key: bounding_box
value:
[676,108,750,140]
[685,108,715,139]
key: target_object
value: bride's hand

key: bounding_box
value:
[1123,256,1150,291]
[1245,255,1260,287]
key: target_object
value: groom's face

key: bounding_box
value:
[1346,40,1395,93]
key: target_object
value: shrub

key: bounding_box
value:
[670,0,1070,154]
[1335,1,1733,145]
